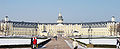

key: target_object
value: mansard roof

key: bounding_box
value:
[38,23,58,25]
[10,21,38,28]
[0,20,116,25]
[12,21,37,25]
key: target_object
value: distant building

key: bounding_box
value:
[0,12,118,36]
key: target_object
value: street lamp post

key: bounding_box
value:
[35,28,37,36]
[4,22,9,36]
[88,26,92,44]
[90,28,93,44]
[113,22,116,36]
[110,26,112,36]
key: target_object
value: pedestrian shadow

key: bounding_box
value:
[41,46,47,48]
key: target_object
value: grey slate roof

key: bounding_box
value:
[0,20,116,28]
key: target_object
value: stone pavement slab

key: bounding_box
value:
[40,37,71,49]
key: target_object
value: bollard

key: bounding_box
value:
[31,38,33,48]
[87,44,94,48]
[73,39,78,49]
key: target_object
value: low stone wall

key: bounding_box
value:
[0,38,51,48]
[37,38,51,48]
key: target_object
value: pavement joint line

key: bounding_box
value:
[64,40,73,49]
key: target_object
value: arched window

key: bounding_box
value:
[73,31,79,33]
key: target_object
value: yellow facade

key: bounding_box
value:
[38,22,117,36]
[0,16,118,36]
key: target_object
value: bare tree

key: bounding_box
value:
[110,26,113,36]
[117,23,120,35]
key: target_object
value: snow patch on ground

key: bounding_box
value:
[87,48,116,49]
[0,39,47,45]
[76,39,117,45]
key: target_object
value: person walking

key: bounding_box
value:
[116,38,120,49]
[55,36,57,41]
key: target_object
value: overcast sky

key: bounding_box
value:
[0,0,120,23]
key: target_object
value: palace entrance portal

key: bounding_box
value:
[57,31,64,37]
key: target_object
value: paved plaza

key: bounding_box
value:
[40,37,84,49]
[40,37,71,49]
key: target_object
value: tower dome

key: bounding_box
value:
[57,11,63,24]
[111,16,115,22]
[5,16,9,22]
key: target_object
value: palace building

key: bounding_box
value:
[0,12,118,36]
